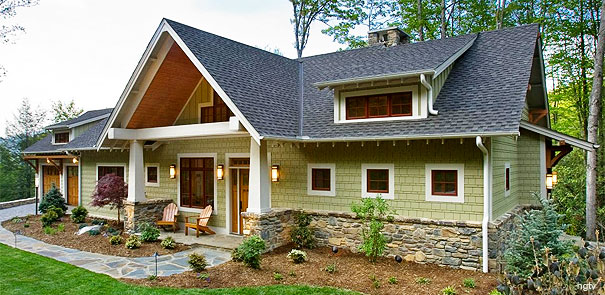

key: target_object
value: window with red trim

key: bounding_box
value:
[54,132,69,143]
[346,92,412,119]
[367,169,389,193]
[200,91,234,123]
[505,167,510,192]
[431,170,457,196]
[98,166,124,180]
[311,168,331,191]
[180,158,214,209]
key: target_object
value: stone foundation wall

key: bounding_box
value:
[124,198,173,232]
[242,207,529,272]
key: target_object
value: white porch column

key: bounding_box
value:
[247,138,271,213]
[128,140,146,202]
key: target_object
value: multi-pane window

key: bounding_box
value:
[311,168,331,191]
[346,92,412,119]
[54,132,69,144]
[431,170,458,196]
[200,92,233,123]
[98,166,125,180]
[180,158,214,209]
[146,165,159,186]
[367,169,389,193]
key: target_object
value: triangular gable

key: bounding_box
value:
[97,19,261,149]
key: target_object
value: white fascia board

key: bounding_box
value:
[163,21,262,145]
[66,114,110,129]
[313,69,435,89]
[262,131,519,143]
[520,121,597,151]
[434,34,477,77]
[96,20,173,150]
[108,122,248,141]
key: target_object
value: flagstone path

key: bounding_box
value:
[0,204,231,279]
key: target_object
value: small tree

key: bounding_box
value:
[351,195,394,262]
[39,185,67,214]
[91,174,127,223]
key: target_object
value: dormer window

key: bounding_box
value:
[345,92,412,120]
[54,132,69,144]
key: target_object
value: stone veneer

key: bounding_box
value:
[124,198,173,232]
[243,207,532,272]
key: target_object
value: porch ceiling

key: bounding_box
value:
[126,42,202,129]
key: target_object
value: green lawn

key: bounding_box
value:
[0,243,357,295]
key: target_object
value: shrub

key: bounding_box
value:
[416,277,431,284]
[91,219,106,226]
[324,263,337,274]
[39,186,67,214]
[288,270,296,277]
[198,273,210,282]
[188,253,208,272]
[231,235,266,269]
[109,235,123,245]
[351,195,394,262]
[88,229,100,236]
[125,235,141,249]
[70,206,88,223]
[441,286,457,295]
[147,275,157,281]
[43,226,57,235]
[388,277,398,285]
[106,227,120,236]
[78,223,89,229]
[139,222,160,242]
[290,212,316,249]
[369,274,380,289]
[47,206,64,218]
[57,223,65,232]
[504,193,573,278]
[286,249,308,264]
[11,217,23,223]
[463,278,476,288]
[161,236,176,249]
[91,174,127,223]
[273,272,283,281]
[23,223,30,228]
[41,210,59,227]
[489,290,503,295]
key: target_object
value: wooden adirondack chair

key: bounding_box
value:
[156,203,179,233]
[184,205,215,237]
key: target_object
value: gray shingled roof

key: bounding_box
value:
[46,108,112,130]
[166,19,539,140]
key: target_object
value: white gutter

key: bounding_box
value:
[475,136,490,273]
[420,74,438,115]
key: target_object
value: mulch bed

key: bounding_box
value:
[123,245,498,294]
[2,215,190,257]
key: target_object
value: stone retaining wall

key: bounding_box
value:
[243,207,529,272]
[0,197,36,209]
[124,198,173,232]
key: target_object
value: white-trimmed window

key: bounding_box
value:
[53,132,70,144]
[307,163,336,196]
[361,164,394,199]
[145,164,160,187]
[425,164,464,203]
[504,162,511,197]
[96,164,126,181]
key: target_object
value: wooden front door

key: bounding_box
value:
[67,166,78,206]
[42,166,60,195]
[230,169,249,234]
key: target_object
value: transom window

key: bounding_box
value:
[312,168,331,191]
[200,91,233,123]
[54,132,69,144]
[98,166,125,181]
[367,169,389,193]
[346,92,412,120]
[431,170,458,196]
[180,158,214,209]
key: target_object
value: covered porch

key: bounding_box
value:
[23,154,81,207]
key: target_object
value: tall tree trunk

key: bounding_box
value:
[418,0,424,41]
[586,0,605,241]
[441,0,446,38]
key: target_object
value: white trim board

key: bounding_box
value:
[425,163,465,203]
[307,163,336,197]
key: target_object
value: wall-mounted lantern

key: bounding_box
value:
[72,157,79,164]
[169,164,176,179]
[552,171,558,186]
[217,164,224,180]
[271,165,280,182]
[546,173,554,190]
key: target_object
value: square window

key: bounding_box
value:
[367,169,389,193]
[54,132,69,144]
[431,170,458,196]
[390,92,412,116]
[368,96,388,117]
[346,96,366,119]
[361,164,394,199]
[425,164,464,203]
[307,164,336,196]
[145,164,159,187]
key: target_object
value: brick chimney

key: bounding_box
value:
[368,27,410,47]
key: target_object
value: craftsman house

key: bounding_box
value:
[23,19,598,273]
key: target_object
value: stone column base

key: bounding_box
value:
[124,198,174,232]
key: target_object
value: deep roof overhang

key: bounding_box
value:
[520,121,598,151]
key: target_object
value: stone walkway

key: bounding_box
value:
[0,204,232,279]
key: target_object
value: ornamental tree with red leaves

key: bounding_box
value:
[91,174,128,223]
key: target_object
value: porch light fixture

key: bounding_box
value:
[552,171,558,186]
[217,164,224,180]
[546,173,554,190]
[271,165,280,182]
[72,158,78,164]
[169,164,176,179]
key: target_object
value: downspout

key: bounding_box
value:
[420,74,438,115]
[475,136,490,273]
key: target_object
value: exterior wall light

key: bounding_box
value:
[217,164,224,180]
[271,165,280,182]
[169,164,176,179]
[72,158,79,164]
[552,171,558,186]
[546,173,553,190]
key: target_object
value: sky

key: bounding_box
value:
[0,0,347,136]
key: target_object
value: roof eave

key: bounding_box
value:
[519,121,598,151]
[260,131,519,142]
[313,69,436,90]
